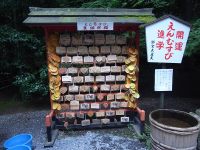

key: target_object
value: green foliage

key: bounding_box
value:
[127,123,151,149]
[107,0,128,8]
[0,25,47,99]
[81,0,130,8]
[123,31,136,38]
[139,28,147,57]
[56,0,89,8]
[65,127,75,136]
[150,0,175,8]
[0,25,43,71]
[81,0,110,8]
[13,66,48,99]
[132,0,151,8]
[185,19,200,56]
[57,136,62,140]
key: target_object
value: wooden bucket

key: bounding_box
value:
[149,109,200,150]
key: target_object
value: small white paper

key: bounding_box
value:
[154,69,173,91]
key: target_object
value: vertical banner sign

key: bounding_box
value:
[145,18,190,63]
[77,22,113,31]
[154,69,173,91]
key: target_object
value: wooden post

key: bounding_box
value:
[159,63,166,109]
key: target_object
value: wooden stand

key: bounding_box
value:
[22,8,156,148]
[43,25,145,147]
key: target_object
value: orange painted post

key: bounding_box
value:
[46,110,54,126]
[136,107,145,121]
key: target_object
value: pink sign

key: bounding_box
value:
[77,22,113,31]
[145,18,190,63]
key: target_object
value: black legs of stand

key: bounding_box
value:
[47,126,52,142]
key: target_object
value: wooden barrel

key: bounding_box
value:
[149,109,200,150]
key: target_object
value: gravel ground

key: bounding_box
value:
[45,132,147,150]
[0,110,49,150]
[1,97,199,150]
[0,110,147,150]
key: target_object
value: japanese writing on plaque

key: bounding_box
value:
[145,17,190,63]
[156,22,184,60]
[77,22,113,31]
[150,40,155,60]
[154,69,173,91]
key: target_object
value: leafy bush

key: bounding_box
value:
[0,25,47,100]
[13,66,49,99]
[185,19,200,56]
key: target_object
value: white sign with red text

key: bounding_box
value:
[77,22,113,31]
[146,18,190,63]
[154,69,173,91]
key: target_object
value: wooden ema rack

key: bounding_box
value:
[43,25,145,147]
[22,7,157,148]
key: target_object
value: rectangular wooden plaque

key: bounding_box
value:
[84,56,94,64]
[89,66,101,73]
[85,76,94,83]
[59,34,71,46]
[96,76,105,82]
[121,46,128,54]
[89,46,99,54]
[62,76,72,83]
[101,46,110,54]
[70,100,79,106]
[121,117,129,122]
[110,102,120,108]
[81,119,90,126]
[72,56,83,64]
[106,111,115,116]
[116,35,126,45]
[78,46,88,54]
[111,66,121,73]
[107,55,117,61]
[106,35,115,44]
[61,56,72,64]
[67,47,77,55]
[96,111,105,117]
[85,94,95,100]
[120,102,128,107]
[56,47,66,55]
[72,35,82,45]
[116,110,124,115]
[101,66,110,73]
[91,103,100,109]
[80,103,90,109]
[68,85,79,93]
[92,119,101,124]
[106,75,115,82]
[75,95,84,101]
[111,46,121,54]
[101,85,110,91]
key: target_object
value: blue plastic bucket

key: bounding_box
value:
[7,145,31,150]
[3,134,33,149]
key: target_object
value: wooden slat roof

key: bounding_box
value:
[23,7,155,25]
[139,14,192,28]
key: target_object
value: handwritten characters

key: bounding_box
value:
[155,22,185,60]
[77,22,113,31]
